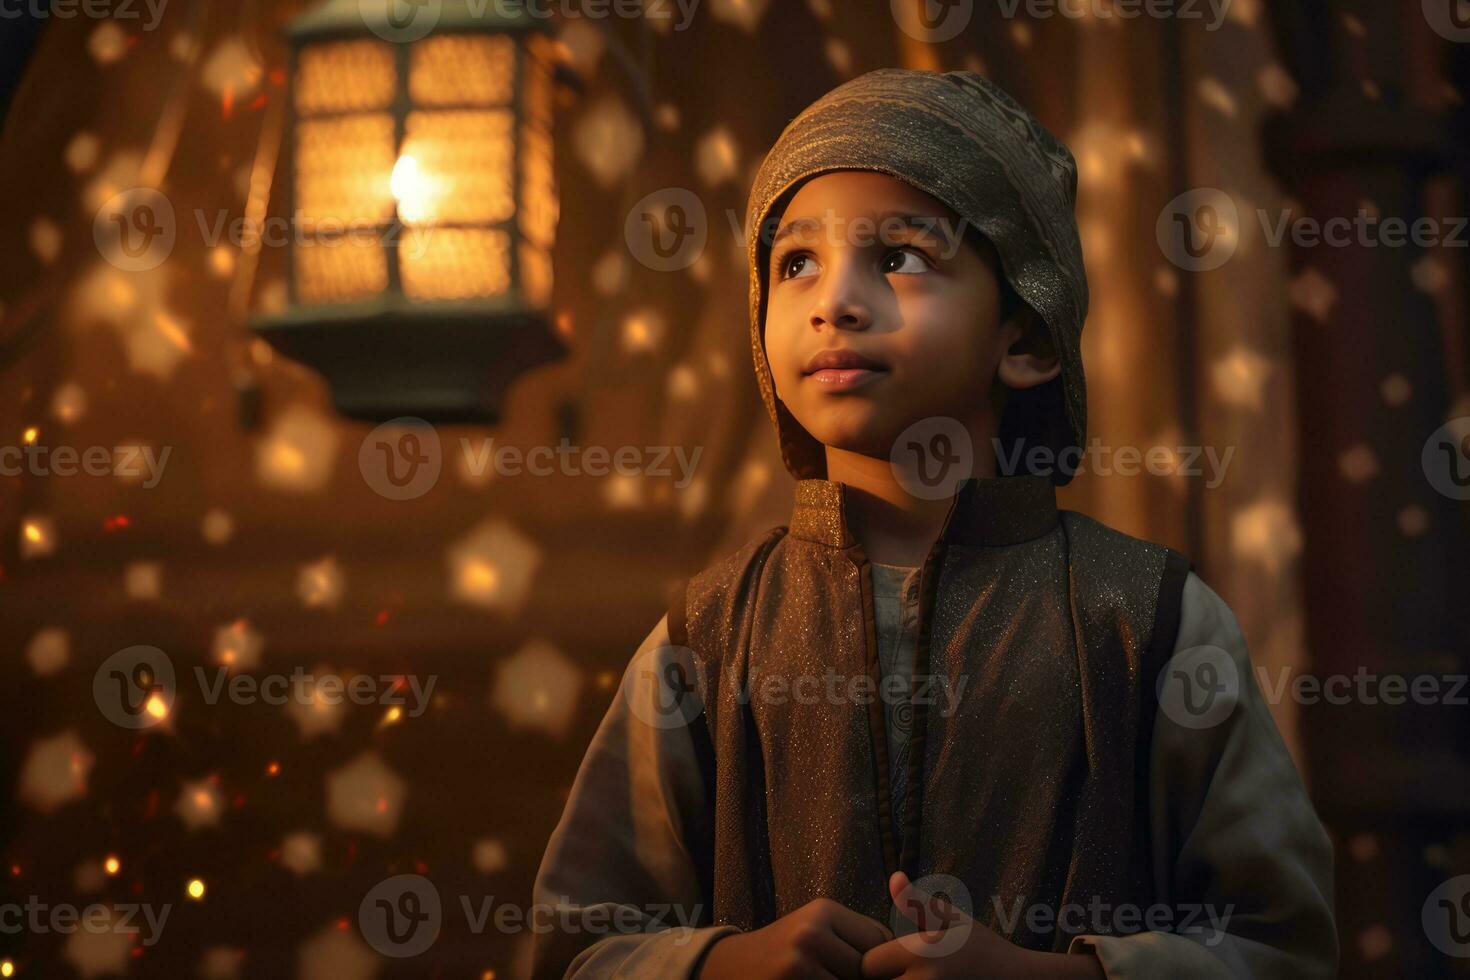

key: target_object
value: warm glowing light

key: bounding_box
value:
[271,444,306,475]
[464,561,499,593]
[22,426,38,445]
[104,855,120,875]
[154,311,192,353]
[187,878,205,899]
[22,524,42,543]
[383,706,402,724]
[391,154,433,222]
[266,761,280,776]
[1,958,13,977]
[146,693,169,720]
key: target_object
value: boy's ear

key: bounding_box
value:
[996,305,1061,391]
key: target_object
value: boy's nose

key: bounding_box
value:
[809,280,873,332]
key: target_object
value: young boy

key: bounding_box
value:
[530,69,1337,979]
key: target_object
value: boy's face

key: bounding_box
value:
[762,170,1055,469]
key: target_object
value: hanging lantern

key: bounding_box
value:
[252,0,565,422]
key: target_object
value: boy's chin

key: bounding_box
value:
[797,420,903,464]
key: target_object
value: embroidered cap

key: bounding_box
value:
[746,68,1089,484]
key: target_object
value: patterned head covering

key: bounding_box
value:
[745,68,1088,485]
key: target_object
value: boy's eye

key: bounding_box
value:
[881,247,929,275]
[778,252,817,280]
[774,247,929,281]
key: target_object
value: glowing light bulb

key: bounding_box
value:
[390,155,432,223]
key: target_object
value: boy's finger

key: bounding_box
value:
[827,904,894,950]
[807,927,864,978]
[892,876,972,932]
[859,937,913,978]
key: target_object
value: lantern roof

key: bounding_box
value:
[288,0,550,42]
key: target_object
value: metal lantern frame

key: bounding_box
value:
[251,0,566,423]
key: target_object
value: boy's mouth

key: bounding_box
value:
[802,348,889,391]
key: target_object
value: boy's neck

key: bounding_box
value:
[824,446,999,566]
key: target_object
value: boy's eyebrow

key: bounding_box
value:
[770,210,956,251]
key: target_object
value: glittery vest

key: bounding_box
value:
[667,475,1191,953]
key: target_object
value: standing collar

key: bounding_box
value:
[788,474,1059,549]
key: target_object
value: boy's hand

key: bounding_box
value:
[859,872,1105,979]
[697,897,894,979]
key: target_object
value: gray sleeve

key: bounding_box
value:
[528,613,740,979]
[1065,571,1340,978]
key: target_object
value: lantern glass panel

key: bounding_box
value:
[296,236,389,304]
[295,114,396,230]
[400,228,511,301]
[295,39,395,114]
[397,110,515,226]
[409,35,516,106]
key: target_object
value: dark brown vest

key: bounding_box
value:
[668,475,1191,952]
